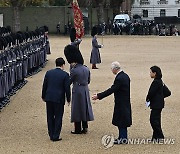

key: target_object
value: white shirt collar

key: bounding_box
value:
[116,70,123,77]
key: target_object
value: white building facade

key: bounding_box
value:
[131,0,180,20]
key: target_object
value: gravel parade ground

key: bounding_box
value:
[0,35,180,154]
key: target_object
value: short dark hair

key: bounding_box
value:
[150,66,162,79]
[55,57,65,67]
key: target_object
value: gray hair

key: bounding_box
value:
[111,61,121,70]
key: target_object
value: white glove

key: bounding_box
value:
[77,38,82,42]
[101,45,104,48]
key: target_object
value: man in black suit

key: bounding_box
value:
[92,61,132,144]
[42,57,71,141]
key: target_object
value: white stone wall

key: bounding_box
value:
[131,0,180,20]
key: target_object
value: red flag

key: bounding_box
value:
[71,0,84,38]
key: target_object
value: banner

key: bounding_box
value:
[71,0,84,38]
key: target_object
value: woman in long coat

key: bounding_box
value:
[90,26,102,69]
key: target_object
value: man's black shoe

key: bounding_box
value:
[71,131,82,134]
[52,138,62,142]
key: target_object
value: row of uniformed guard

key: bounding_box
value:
[0,26,50,111]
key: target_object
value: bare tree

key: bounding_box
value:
[0,0,126,31]
[110,0,124,16]
[10,0,26,32]
[1,0,43,32]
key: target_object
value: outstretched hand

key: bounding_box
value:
[92,94,98,100]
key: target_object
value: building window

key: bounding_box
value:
[140,0,150,5]
[157,0,168,4]
[143,10,148,17]
[160,9,166,17]
[178,9,180,17]
[175,0,180,4]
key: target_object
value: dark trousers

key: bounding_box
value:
[150,109,164,140]
[118,127,127,140]
[74,121,88,133]
[46,102,64,140]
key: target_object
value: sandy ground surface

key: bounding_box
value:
[0,35,180,154]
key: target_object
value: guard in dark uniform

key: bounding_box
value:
[64,45,94,134]
[44,26,51,54]
[69,28,82,49]
[0,26,48,111]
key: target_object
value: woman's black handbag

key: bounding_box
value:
[163,84,171,98]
